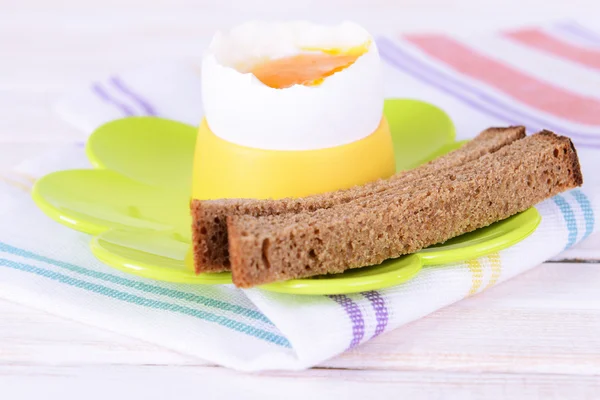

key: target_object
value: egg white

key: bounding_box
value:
[201,21,384,151]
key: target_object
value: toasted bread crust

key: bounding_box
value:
[192,126,526,272]
[228,131,583,288]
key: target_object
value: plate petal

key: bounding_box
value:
[86,117,197,192]
[384,99,456,170]
[91,229,231,284]
[32,169,190,236]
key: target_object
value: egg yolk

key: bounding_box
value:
[251,52,362,89]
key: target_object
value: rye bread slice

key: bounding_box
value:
[228,131,583,288]
[192,126,526,273]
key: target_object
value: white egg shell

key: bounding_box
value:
[201,21,384,151]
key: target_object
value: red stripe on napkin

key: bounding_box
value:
[504,28,600,70]
[404,34,600,125]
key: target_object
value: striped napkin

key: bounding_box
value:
[1,20,599,371]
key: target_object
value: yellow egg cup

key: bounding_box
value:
[193,117,396,200]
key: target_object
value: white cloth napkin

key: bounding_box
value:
[1,21,600,371]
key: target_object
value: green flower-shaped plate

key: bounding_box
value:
[32,99,540,294]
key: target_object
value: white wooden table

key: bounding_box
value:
[2,1,600,398]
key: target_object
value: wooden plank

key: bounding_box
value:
[1,365,599,400]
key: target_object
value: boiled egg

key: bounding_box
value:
[193,21,395,200]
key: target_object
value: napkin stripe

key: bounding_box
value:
[377,38,523,127]
[92,83,136,116]
[328,295,365,349]
[504,29,600,70]
[552,195,578,249]
[377,38,600,146]
[485,253,502,289]
[110,76,158,116]
[466,259,484,296]
[9,171,36,184]
[404,35,600,126]
[0,257,290,347]
[571,190,595,240]
[551,24,593,47]
[0,175,30,192]
[0,241,272,325]
[556,22,600,46]
[362,291,389,337]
